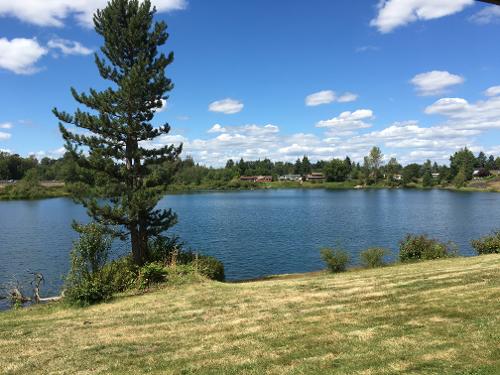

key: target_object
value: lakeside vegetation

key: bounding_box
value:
[1,255,499,374]
[1,146,499,201]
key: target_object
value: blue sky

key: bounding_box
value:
[0,0,499,165]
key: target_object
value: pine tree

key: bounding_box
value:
[53,0,182,266]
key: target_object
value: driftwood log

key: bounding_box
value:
[32,273,63,303]
[0,272,62,306]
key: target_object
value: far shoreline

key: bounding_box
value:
[1,179,499,201]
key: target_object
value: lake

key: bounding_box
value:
[1,188,499,309]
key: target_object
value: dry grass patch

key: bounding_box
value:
[0,255,499,374]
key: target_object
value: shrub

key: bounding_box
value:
[65,222,113,306]
[137,262,168,289]
[100,256,139,293]
[471,231,500,255]
[360,248,388,268]
[399,234,456,262]
[149,236,225,281]
[320,248,350,273]
[65,276,113,307]
[148,235,183,263]
[165,264,200,284]
[195,255,225,281]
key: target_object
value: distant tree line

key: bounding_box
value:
[1,147,499,189]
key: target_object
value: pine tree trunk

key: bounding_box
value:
[130,225,143,265]
[139,214,149,264]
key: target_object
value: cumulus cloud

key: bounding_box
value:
[305,90,358,106]
[0,0,187,27]
[47,38,93,55]
[371,0,474,33]
[305,90,336,106]
[208,124,227,133]
[470,5,500,24]
[485,86,500,97]
[29,147,66,160]
[425,98,469,115]
[0,123,13,129]
[0,38,47,74]
[338,92,359,103]
[208,98,244,114]
[316,109,374,135]
[425,95,500,130]
[0,132,11,141]
[411,71,464,96]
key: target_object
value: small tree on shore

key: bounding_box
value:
[53,0,181,265]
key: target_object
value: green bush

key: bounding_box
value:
[360,248,388,268]
[148,235,183,263]
[399,234,456,262]
[65,222,113,306]
[65,275,113,307]
[100,256,139,293]
[195,255,225,281]
[148,235,225,281]
[165,264,200,284]
[137,262,168,289]
[320,248,350,273]
[471,231,500,255]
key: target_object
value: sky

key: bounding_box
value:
[0,0,500,166]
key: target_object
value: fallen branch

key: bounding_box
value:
[31,273,63,304]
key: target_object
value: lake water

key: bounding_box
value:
[1,189,499,309]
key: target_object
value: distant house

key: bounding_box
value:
[473,168,490,179]
[279,174,302,182]
[393,174,403,181]
[240,176,257,182]
[490,170,500,176]
[239,175,272,183]
[306,172,325,182]
[256,175,272,182]
[431,172,440,179]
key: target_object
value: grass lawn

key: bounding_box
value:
[1,255,499,374]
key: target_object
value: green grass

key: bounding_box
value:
[1,255,499,374]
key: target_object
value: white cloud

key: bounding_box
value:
[0,0,187,27]
[470,5,500,24]
[0,132,11,141]
[0,123,13,129]
[208,98,244,114]
[47,38,93,55]
[29,147,66,160]
[316,109,374,135]
[0,38,47,74]
[306,90,358,106]
[208,124,227,133]
[425,95,500,130]
[425,98,470,115]
[305,90,336,106]
[338,92,359,103]
[411,71,464,96]
[371,0,474,33]
[485,86,500,97]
